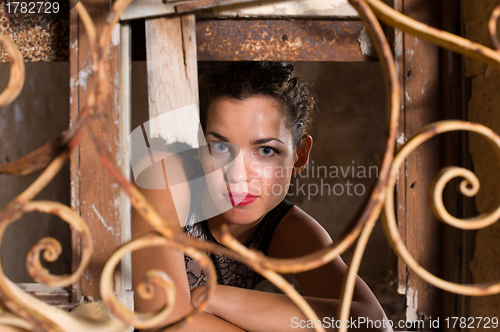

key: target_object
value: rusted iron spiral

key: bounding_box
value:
[383,121,500,296]
[100,233,217,330]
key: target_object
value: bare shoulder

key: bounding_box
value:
[267,205,333,259]
[133,150,190,189]
[132,150,192,232]
[266,204,349,298]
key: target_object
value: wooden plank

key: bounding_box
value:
[145,15,199,118]
[388,0,408,296]
[118,22,134,311]
[70,0,122,301]
[121,0,261,21]
[130,13,198,312]
[121,0,358,21]
[69,3,81,304]
[402,0,444,326]
[196,20,374,62]
[197,0,358,19]
[17,283,74,311]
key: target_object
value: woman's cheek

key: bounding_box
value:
[254,164,289,197]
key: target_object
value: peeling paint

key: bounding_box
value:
[397,133,406,145]
[397,283,405,295]
[76,66,92,89]
[405,91,412,103]
[92,204,115,235]
[406,287,419,322]
[357,26,376,57]
[111,24,120,47]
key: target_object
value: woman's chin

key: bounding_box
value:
[222,208,262,225]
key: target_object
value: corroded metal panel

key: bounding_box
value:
[196,19,373,61]
[0,2,69,61]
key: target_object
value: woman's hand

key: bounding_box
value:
[191,285,212,312]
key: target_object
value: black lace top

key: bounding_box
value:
[183,199,294,291]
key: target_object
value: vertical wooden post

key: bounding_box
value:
[70,0,123,301]
[404,0,444,324]
[391,0,445,326]
[145,15,199,119]
[389,0,408,297]
[119,22,134,311]
[69,2,81,304]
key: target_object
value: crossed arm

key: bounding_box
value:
[189,206,390,332]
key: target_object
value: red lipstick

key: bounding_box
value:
[224,192,258,206]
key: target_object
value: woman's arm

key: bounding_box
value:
[192,205,389,332]
[192,284,388,332]
[131,152,244,331]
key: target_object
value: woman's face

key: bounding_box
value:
[199,95,297,225]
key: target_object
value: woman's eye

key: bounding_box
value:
[211,142,229,153]
[258,146,277,157]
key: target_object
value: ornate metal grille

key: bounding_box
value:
[0,0,499,331]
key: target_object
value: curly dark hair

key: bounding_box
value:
[198,61,316,148]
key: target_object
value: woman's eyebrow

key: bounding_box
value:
[206,132,229,141]
[206,132,284,145]
[252,138,284,145]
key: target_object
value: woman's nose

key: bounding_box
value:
[224,151,248,183]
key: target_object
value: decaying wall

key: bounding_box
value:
[463,0,500,323]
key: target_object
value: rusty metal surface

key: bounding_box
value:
[0,2,69,62]
[196,19,374,61]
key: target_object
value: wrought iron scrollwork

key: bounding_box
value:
[0,1,499,331]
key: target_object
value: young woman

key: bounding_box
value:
[132,62,390,331]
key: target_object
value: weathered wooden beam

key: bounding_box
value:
[391,0,445,325]
[17,283,74,311]
[121,0,264,21]
[130,13,199,312]
[145,15,199,118]
[70,0,123,301]
[121,0,358,21]
[197,0,358,19]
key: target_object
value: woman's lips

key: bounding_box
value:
[223,193,258,206]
